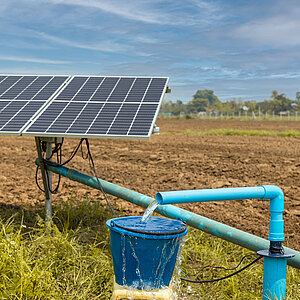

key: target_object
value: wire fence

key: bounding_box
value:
[172,111,300,121]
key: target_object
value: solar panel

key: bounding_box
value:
[0,75,69,135]
[24,76,168,139]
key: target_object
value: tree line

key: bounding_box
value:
[160,90,300,116]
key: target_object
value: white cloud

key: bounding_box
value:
[0,55,70,64]
[25,0,221,26]
[75,24,160,45]
[29,30,132,53]
[0,67,73,75]
[233,6,300,47]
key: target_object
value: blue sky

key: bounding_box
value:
[1,0,300,102]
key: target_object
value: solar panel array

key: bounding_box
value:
[0,76,68,135]
[0,75,168,139]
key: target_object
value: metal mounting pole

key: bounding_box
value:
[35,137,52,225]
[45,140,52,223]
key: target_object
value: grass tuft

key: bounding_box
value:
[163,128,300,138]
[0,200,299,299]
[181,228,300,299]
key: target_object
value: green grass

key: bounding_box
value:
[0,199,299,299]
[163,128,300,138]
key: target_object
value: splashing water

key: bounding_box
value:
[141,200,159,223]
[171,236,186,300]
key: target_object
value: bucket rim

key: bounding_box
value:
[106,216,188,239]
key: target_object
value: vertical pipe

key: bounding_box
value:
[263,257,287,300]
[45,141,52,224]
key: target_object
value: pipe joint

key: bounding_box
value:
[261,185,284,212]
[260,185,285,242]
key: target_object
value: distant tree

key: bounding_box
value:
[159,90,297,117]
[159,99,186,116]
[192,89,220,106]
[244,100,258,113]
[186,98,209,113]
[270,90,293,113]
[172,100,186,115]
[296,92,300,104]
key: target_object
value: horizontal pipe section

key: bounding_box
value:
[36,159,300,269]
[156,185,285,242]
[156,187,266,204]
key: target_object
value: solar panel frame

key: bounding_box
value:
[0,75,71,135]
[23,75,169,139]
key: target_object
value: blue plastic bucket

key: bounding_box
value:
[106,216,187,290]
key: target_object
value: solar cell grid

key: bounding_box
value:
[0,76,37,99]
[90,77,119,102]
[0,76,7,84]
[0,101,28,131]
[55,77,88,101]
[107,77,134,102]
[67,102,104,134]
[0,76,22,97]
[108,103,140,135]
[26,103,67,131]
[16,76,52,100]
[72,77,104,101]
[125,78,150,102]
[143,78,167,103]
[0,101,9,111]
[20,75,168,138]
[32,76,68,101]
[0,75,71,135]
[1,101,45,132]
[46,102,86,133]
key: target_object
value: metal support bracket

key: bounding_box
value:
[35,137,62,225]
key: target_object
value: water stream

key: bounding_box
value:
[117,200,189,299]
[141,200,159,223]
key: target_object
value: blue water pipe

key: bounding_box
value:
[156,186,295,300]
[36,159,300,272]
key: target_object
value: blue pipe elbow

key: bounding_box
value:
[261,185,284,242]
[156,185,285,242]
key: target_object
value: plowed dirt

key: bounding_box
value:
[0,119,299,250]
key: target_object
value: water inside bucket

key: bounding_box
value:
[141,200,159,223]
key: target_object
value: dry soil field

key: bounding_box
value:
[0,119,299,250]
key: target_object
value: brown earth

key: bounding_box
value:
[0,119,299,250]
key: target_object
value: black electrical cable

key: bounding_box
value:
[59,138,84,166]
[43,138,84,192]
[181,255,262,284]
[45,143,62,194]
[184,253,257,272]
[35,139,64,194]
[36,137,116,216]
[84,138,116,217]
[35,165,45,193]
[80,141,88,160]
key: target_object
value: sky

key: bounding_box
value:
[0,0,300,102]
